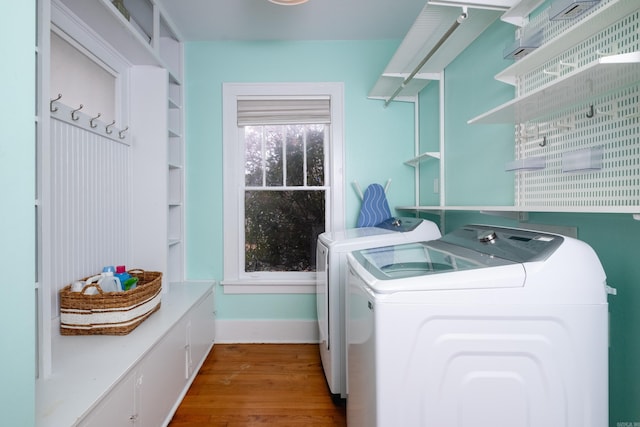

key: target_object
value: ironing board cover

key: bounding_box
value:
[357,183,392,227]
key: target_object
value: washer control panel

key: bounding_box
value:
[441,224,564,263]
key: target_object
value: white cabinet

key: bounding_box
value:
[187,292,216,378]
[78,372,141,426]
[138,323,186,427]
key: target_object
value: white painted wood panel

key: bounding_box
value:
[49,117,130,318]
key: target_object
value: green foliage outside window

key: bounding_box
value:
[244,124,326,272]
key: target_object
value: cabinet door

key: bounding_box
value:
[77,371,139,426]
[188,290,215,377]
[138,319,186,427]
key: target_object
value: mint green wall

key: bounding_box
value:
[0,3,36,425]
[433,18,640,427]
[443,20,515,206]
[184,40,415,319]
[418,82,440,206]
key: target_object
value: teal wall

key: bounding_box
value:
[418,81,440,206]
[429,18,640,427]
[444,20,515,206]
[0,2,36,425]
[184,40,416,319]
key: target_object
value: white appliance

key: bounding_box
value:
[346,224,609,427]
[316,217,441,398]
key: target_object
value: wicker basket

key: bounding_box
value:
[60,270,162,336]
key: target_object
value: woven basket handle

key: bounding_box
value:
[81,283,104,295]
[128,269,145,275]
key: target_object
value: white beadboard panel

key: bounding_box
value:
[50,117,130,318]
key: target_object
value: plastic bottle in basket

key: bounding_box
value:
[97,266,121,292]
[115,265,131,291]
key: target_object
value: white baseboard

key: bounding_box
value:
[215,319,319,344]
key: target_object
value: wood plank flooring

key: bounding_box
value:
[169,344,347,426]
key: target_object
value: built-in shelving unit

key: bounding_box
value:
[36,2,206,426]
[59,0,186,284]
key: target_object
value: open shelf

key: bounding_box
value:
[398,204,640,216]
[495,0,639,85]
[404,151,441,167]
[368,4,501,101]
[469,52,640,124]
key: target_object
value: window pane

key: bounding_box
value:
[264,126,283,186]
[245,190,325,272]
[286,125,304,186]
[245,126,263,186]
[307,125,325,186]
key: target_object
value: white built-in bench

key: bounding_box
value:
[36,282,215,427]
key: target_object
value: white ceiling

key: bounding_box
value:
[156,0,427,41]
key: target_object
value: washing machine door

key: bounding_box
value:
[352,239,526,293]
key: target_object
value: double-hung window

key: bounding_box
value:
[222,83,344,293]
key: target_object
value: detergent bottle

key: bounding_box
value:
[97,266,121,292]
[115,265,131,291]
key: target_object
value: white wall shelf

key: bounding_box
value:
[405,151,441,167]
[58,0,184,82]
[368,4,501,101]
[469,52,640,124]
[398,205,640,216]
[500,0,545,26]
[495,0,639,85]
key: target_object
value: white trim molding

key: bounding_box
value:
[215,319,319,343]
[222,82,345,293]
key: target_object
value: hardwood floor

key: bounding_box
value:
[169,344,347,426]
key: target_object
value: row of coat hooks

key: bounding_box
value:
[49,93,129,140]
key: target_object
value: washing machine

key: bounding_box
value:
[316,216,441,398]
[346,224,609,427]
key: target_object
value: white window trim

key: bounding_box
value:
[222,82,345,294]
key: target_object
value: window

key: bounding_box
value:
[222,83,345,293]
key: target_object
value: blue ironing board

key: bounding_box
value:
[357,183,392,227]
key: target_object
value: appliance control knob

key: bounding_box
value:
[478,230,497,243]
[391,218,402,227]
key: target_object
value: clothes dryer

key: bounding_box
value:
[316,217,441,398]
[346,224,610,427]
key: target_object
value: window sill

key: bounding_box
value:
[221,279,316,294]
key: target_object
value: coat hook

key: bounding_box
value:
[50,94,62,112]
[539,136,547,147]
[106,120,116,134]
[90,113,102,128]
[586,104,595,118]
[119,126,129,140]
[71,104,84,121]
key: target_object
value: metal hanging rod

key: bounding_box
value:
[385,9,468,107]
